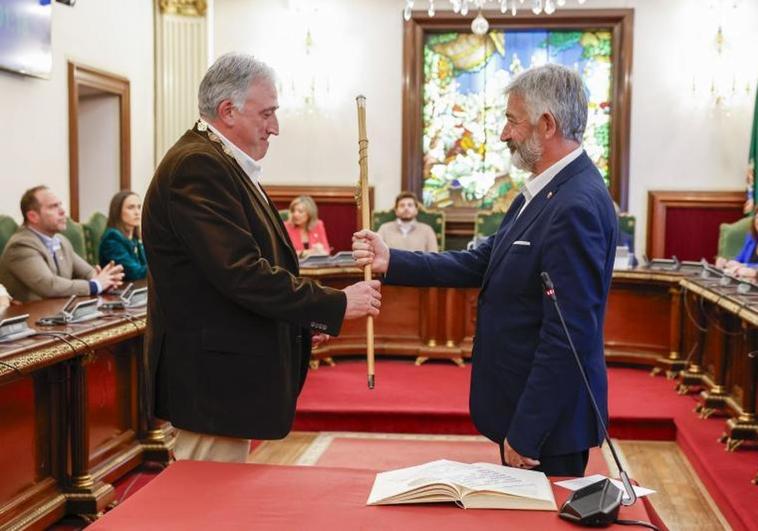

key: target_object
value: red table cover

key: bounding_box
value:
[89,461,660,530]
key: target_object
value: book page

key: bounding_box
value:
[470,462,555,502]
[367,460,466,505]
[367,459,556,509]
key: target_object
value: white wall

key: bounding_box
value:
[0,0,154,223]
[214,0,758,252]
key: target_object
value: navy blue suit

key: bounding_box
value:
[385,152,617,470]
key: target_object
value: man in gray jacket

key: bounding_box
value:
[0,186,123,301]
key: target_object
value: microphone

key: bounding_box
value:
[540,272,638,526]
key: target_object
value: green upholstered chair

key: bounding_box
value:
[474,211,506,239]
[278,209,289,222]
[718,216,752,259]
[82,212,108,265]
[618,213,636,253]
[371,209,395,231]
[372,208,446,250]
[59,217,87,260]
[0,215,19,255]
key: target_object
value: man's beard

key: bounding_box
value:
[508,131,543,173]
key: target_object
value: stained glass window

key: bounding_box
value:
[422,30,612,211]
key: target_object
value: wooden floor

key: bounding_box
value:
[250,433,730,531]
[617,441,730,531]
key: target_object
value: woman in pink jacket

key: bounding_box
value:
[284,195,331,257]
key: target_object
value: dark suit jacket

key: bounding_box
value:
[142,123,347,440]
[99,227,148,281]
[385,152,617,458]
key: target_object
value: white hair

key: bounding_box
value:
[505,64,588,143]
[198,53,276,119]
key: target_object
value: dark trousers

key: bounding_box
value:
[534,449,590,477]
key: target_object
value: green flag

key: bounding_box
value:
[746,87,758,213]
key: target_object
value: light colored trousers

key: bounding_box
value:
[174,428,251,463]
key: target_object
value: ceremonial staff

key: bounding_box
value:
[356,95,375,389]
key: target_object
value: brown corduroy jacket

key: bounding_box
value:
[142,122,346,440]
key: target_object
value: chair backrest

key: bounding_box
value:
[0,215,19,256]
[474,211,506,239]
[59,217,86,259]
[371,209,395,231]
[278,209,289,222]
[83,212,108,265]
[718,215,752,259]
[618,213,636,254]
[372,208,446,250]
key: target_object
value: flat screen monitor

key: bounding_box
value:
[0,0,53,79]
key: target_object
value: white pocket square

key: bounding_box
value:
[513,240,531,246]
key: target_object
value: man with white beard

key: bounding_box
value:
[353,64,617,477]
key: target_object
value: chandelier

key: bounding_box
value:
[403,0,588,34]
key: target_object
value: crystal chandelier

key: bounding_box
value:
[403,0,588,35]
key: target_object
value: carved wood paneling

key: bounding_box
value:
[646,190,745,260]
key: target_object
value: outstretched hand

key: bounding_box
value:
[352,230,390,274]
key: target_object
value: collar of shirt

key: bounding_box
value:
[396,219,416,236]
[205,122,265,193]
[521,146,584,208]
[27,225,62,256]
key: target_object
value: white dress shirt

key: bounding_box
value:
[206,122,268,203]
[518,146,583,218]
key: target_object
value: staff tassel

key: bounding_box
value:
[356,95,375,389]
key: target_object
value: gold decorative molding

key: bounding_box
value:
[681,279,758,327]
[158,0,207,17]
[3,494,67,531]
[0,318,146,379]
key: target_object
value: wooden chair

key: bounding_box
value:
[83,212,108,265]
[0,215,19,255]
[718,216,751,259]
[59,217,87,260]
[474,211,506,239]
[618,213,636,253]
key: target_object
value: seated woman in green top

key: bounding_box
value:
[99,191,147,281]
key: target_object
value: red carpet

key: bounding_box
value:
[295,360,758,531]
[295,359,680,439]
[294,359,475,434]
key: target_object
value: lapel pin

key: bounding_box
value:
[547,191,554,199]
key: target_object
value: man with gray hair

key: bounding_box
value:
[143,53,382,463]
[353,63,616,476]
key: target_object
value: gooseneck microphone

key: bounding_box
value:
[540,272,638,526]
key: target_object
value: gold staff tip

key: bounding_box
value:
[368,374,375,390]
[356,95,367,107]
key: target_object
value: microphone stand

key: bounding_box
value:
[540,272,638,526]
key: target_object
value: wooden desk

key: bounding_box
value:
[303,265,704,371]
[0,291,172,530]
[676,277,758,451]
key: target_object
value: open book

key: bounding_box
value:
[367,459,557,511]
